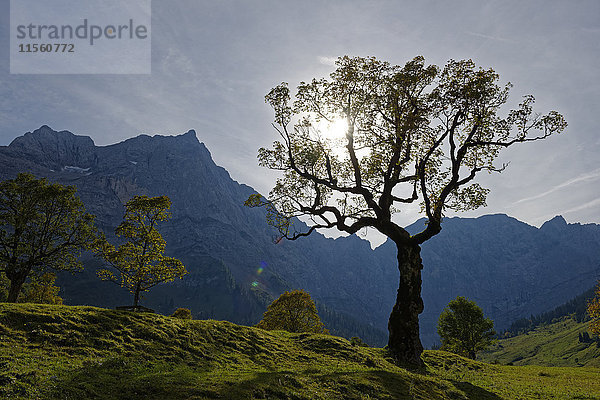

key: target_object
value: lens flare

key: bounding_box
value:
[257,261,267,275]
[251,261,268,288]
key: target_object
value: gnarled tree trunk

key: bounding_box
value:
[387,242,425,367]
[6,270,28,303]
[133,284,141,307]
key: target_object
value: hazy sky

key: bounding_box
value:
[1,0,599,240]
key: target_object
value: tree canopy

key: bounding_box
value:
[437,296,495,359]
[95,195,187,308]
[246,56,566,243]
[257,289,326,333]
[246,55,565,365]
[0,173,99,302]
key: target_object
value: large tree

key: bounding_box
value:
[95,195,187,308]
[245,56,566,366]
[0,173,99,302]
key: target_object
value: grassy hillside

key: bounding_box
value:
[480,315,600,368]
[1,304,600,399]
[507,287,595,336]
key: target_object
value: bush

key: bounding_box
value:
[350,336,368,347]
[171,308,192,320]
[257,289,326,333]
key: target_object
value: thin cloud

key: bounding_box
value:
[560,197,600,215]
[514,168,600,204]
[465,31,513,43]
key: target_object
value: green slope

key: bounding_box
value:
[480,315,600,368]
[1,303,600,399]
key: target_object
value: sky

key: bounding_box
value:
[1,0,599,245]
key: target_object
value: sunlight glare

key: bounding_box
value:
[317,118,348,139]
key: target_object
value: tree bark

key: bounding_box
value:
[387,242,425,367]
[133,284,141,308]
[7,273,27,303]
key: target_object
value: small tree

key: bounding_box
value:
[0,173,99,302]
[587,282,600,335]
[95,195,187,308]
[19,272,63,304]
[257,289,326,333]
[437,296,495,359]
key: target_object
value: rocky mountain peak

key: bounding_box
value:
[11,125,95,148]
[182,129,198,139]
[540,215,568,231]
[7,125,96,169]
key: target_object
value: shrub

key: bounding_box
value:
[171,308,192,320]
[256,289,326,333]
[350,336,368,347]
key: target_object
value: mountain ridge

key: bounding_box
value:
[1,125,599,347]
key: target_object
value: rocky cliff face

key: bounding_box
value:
[1,126,599,347]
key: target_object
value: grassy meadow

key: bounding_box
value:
[480,316,600,368]
[1,303,599,399]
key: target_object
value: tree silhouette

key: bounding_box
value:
[246,56,566,365]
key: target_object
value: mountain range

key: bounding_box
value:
[1,125,599,347]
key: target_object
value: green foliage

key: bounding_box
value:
[95,195,187,307]
[248,55,566,243]
[19,272,63,305]
[2,303,600,400]
[171,307,192,320]
[350,336,368,347]
[437,296,495,359]
[0,173,100,302]
[257,289,326,333]
[0,269,63,305]
[587,282,600,335]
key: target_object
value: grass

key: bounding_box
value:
[480,316,600,368]
[1,303,600,399]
